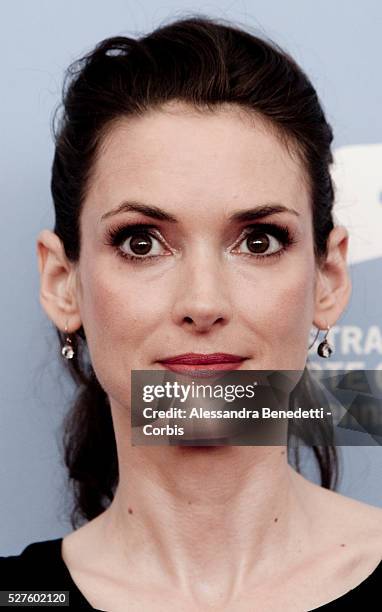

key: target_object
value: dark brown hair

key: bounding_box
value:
[51,15,340,528]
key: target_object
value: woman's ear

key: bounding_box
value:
[36,229,82,333]
[313,225,352,329]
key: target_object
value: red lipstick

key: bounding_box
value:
[159,353,245,364]
[158,353,246,378]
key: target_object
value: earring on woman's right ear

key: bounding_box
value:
[61,321,75,360]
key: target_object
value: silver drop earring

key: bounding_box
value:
[308,325,334,358]
[61,322,75,360]
[317,325,333,358]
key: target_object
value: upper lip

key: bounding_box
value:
[158,353,247,365]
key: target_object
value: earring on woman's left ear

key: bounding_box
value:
[308,325,334,358]
[317,325,333,358]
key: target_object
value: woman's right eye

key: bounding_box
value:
[104,224,168,263]
[120,231,164,259]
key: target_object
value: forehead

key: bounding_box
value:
[84,102,310,221]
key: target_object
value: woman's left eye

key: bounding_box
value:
[234,225,292,258]
[237,231,280,256]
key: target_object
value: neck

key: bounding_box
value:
[99,410,313,606]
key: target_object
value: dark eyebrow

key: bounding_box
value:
[100,201,300,223]
[228,204,300,222]
[101,201,177,223]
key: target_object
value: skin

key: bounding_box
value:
[36,102,382,611]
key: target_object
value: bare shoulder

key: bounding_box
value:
[272,470,382,611]
[295,470,382,554]
[62,512,106,571]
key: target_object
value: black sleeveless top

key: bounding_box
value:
[1,538,380,610]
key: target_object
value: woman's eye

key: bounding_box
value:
[104,223,170,263]
[237,230,283,256]
[120,231,164,258]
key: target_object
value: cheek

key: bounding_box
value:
[77,267,165,399]
[236,259,315,368]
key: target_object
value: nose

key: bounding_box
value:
[171,251,233,333]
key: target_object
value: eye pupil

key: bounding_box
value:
[246,233,269,253]
[130,234,152,255]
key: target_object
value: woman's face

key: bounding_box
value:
[66,103,345,408]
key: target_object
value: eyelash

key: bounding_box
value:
[103,222,296,264]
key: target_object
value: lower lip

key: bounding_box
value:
[158,362,244,378]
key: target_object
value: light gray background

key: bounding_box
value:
[1,0,381,555]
